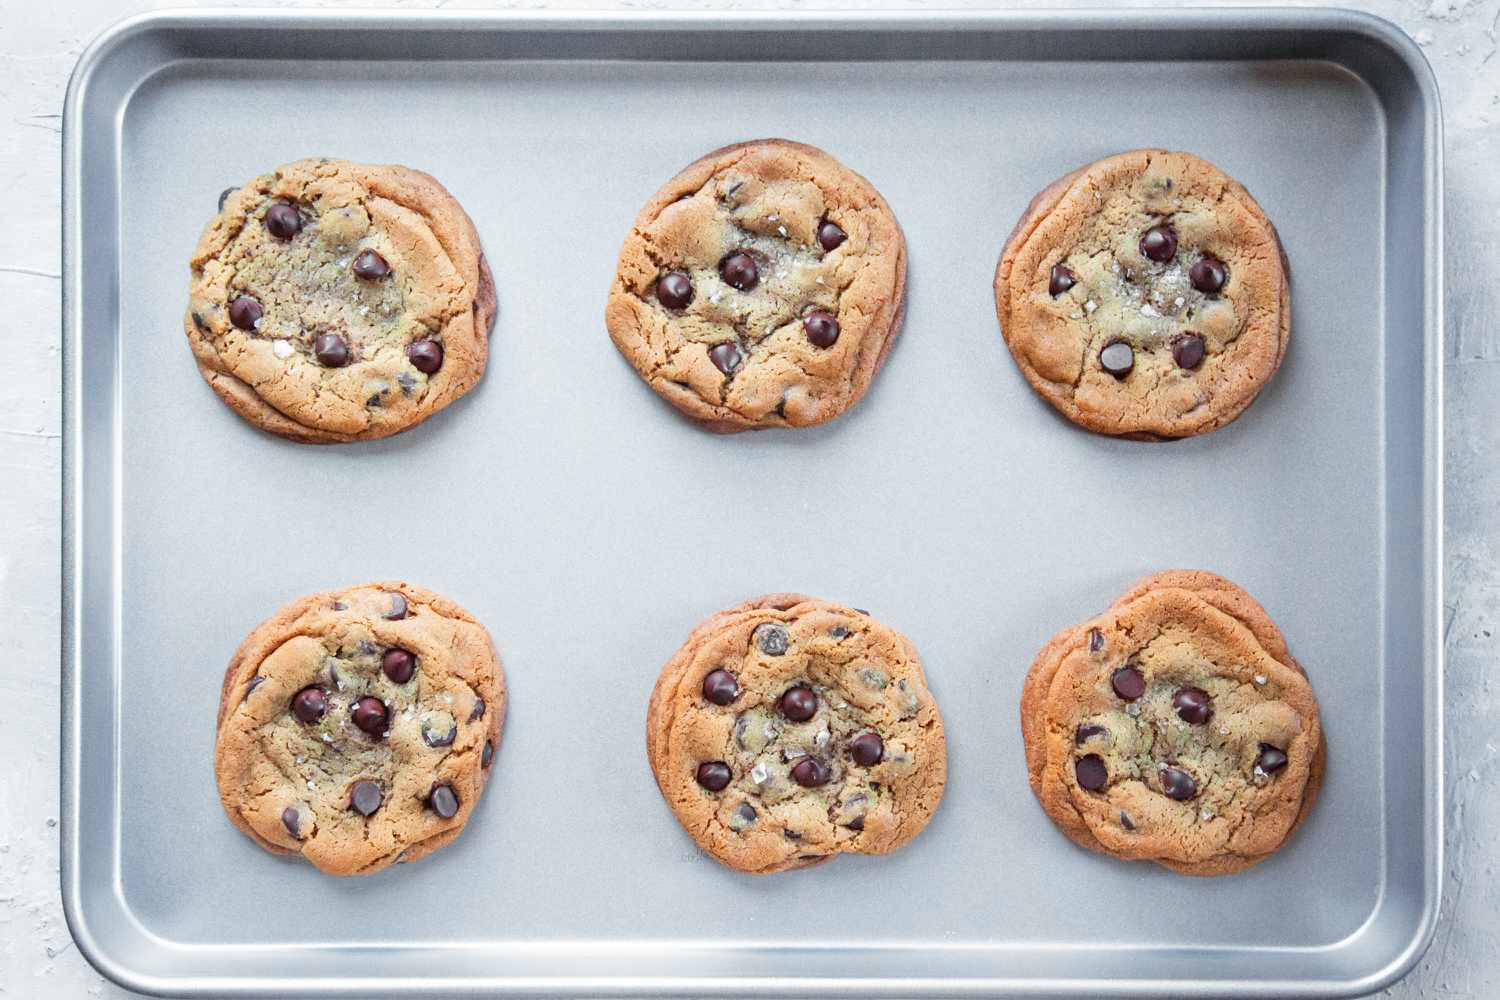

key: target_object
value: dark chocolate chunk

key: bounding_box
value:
[754,623,790,656]
[383,592,408,621]
[428,784,460,819]
[349,779,382,816]
[1075,723,1107,744]
[848,732,884,766]
[695,761,732,791]
[313,333,350,368]
[701,669,740,706]
[264,202,302,240]
[1099,340,1134,378]
[1160,766,1198,800]
[1172,687,1213,725]
[1075,754,1108,791]
[351,249,391,280]
[381,648,415,684]
[1189,255,1227,294]
[778,685,818,722]
[1256,744,1289,775]
[790,756,831,787]
[1172,333,1206,371]
[291,686,327,723]
[1139,224,1178,263]
[1111,666,1146,701]
[708,341,744,375]
[719,251,759,291]
[481,740,494,769]
[351,696,389,737]
[1049,263,1077,297]
[803,311,840,349]
[281,806,300,838]
[817,220,847,252]
[657,271,694,309]
[406,339,443,374]
[228,296,263,331]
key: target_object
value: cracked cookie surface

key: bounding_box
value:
[214,582,504,876]
[1020,571,1324,876]
[606,140,907,432]
[186,158,496,443]
[647,594,945,874]
[995,149,1289,440]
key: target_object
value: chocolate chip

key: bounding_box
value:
[701,669,740,706]
[656,271,693,309]
[1111,666,1146,701]
[803,311,840,348]
[695,761,732,791]
[708,341,744,375]
[849,732,884,766]
[1189,255,1227,294]
[790,756,831,787]
[352,249,390,280]
[218,187,236,211]
[397,372,416,394]
[481,740,494,769]
[830,625,850,639]
[817,220,847,252]
[783,829,802,841]
[754,623,790,656]
[469,697,485,722]
[845,815,865,831]
[1049,263,1077,297]
[326,661,342,689]
[429,784,460,819]
[291,686,327,723]
[244,676,264,700]
[407,339,443,374]
[420,714,456,748]
[1172,333,1206,371]
[382,648,415,684]
[264,202,302,240]
[314,333,350,367]
[383,592,408,621]
[730,802,757,830]
[1160,766,1198,800]
[1172,687,1213,725]
[351,697,388,736]
[1088,628,1104,652]
[1139,223,1177,263]
[349,780,382,816]
[228,296,263,331]
[191,312,207,332]
[1256,744,1289,774]
[719,251,759,291]
[778,685,818,722]
[281,806,300,838]
[1075,723,1107,744]
[1120,810,1136,831]
[1075,754,1108,791]
[1099,340,1134,378]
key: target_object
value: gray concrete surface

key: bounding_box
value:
[2,0,1494,997]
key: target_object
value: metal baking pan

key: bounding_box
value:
[61,8,1443,997]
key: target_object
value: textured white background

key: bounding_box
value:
[2,1,1494,997]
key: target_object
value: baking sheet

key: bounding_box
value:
[61,9,1443,997]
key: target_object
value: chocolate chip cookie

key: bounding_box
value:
[995,150,1289,439]
[214,582,504,876]
[186,159,496,443]
[606,140,907,432]
[1020,571,1324,875]
[647,595,945,874]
